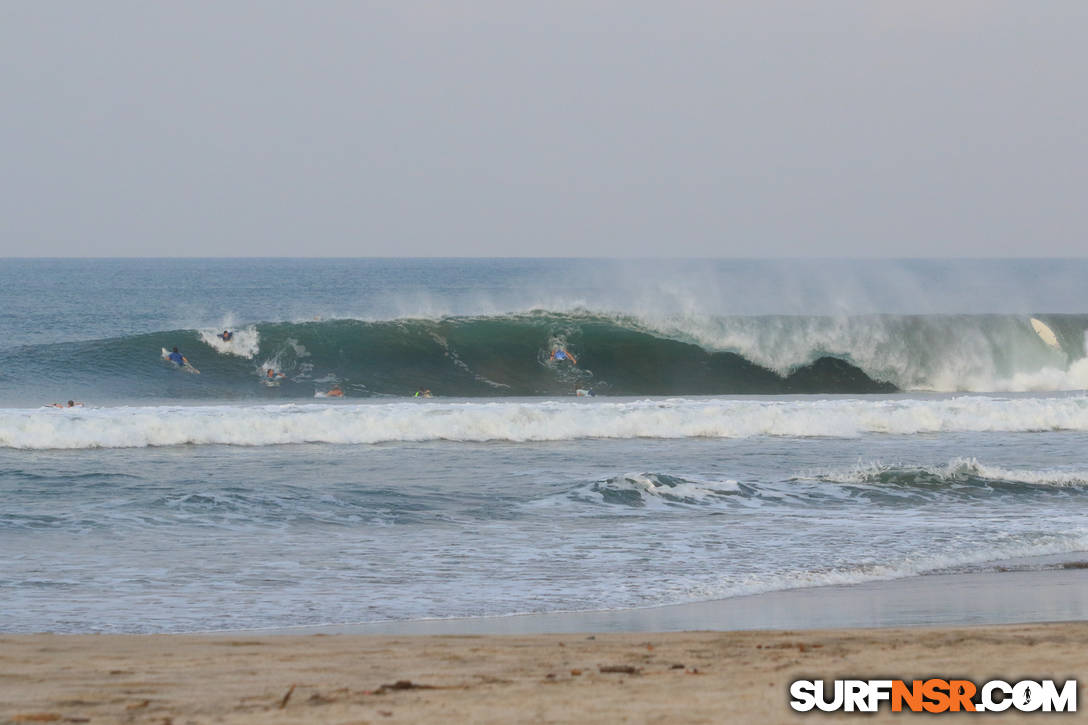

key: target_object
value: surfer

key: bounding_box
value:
[325,385,344,398]
[414,387,432,398]
[48,400,83,408]
[218,330,233,342]
[167,347,189,367]
[550,347,577,365]
[266,368,284,380]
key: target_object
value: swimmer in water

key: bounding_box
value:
[218,330,233,341]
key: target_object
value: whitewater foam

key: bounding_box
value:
[198,325,260,359]
[684,531,1088,603]
[585,473,741,507]
[636,313,1081,392]
[7,395,1088,450]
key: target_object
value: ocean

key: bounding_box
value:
[2,258,1088,633]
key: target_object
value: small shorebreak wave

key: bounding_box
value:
[558,458,1088,511]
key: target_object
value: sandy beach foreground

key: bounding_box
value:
[1,623,1085,724]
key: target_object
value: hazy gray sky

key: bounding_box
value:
[1,1,1086,257]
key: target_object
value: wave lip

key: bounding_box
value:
[6,395,1088,450]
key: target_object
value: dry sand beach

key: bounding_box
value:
[2,623,1086,724]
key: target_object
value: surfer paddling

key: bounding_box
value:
[48,400,83,408]
[167,347,190,367]
[162,346,199,373]
[550,347,577,365]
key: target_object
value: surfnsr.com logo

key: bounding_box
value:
[790,678,1077,713]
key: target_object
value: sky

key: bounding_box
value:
[1,1,1086,258]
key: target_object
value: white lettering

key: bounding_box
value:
[792,677,1076,713]
[981,680,1012,712]
[1040,679,1077,712]
[816,680,844,712]
[844,680,869,712]
[789,680,817,712]
[867,680,893,711]
[1013,680,1043,712]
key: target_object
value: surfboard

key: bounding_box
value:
[161,347,200,374]
[1030,318,1061,351]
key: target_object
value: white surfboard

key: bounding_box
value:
[161,347,200,374]
[1030,318,1061,350]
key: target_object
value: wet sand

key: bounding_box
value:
[2,568,1087,724]
[283,565,1088,636]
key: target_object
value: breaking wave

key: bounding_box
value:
[3,311,1088,400]
[7,395,1088,450]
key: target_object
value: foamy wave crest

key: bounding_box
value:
[950,458,1088,487]
[585,473,741,507]
[7,395,1088,450]
[685,532,1088,602]
[812,457,1088,489]
[638,313,1086,392]
[198,325,260,359]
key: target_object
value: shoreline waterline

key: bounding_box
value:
[197,564,1088,637]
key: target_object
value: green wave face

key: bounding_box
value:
[1,312,902,400]
[6,311,1087,401]
[208,313,896,396]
